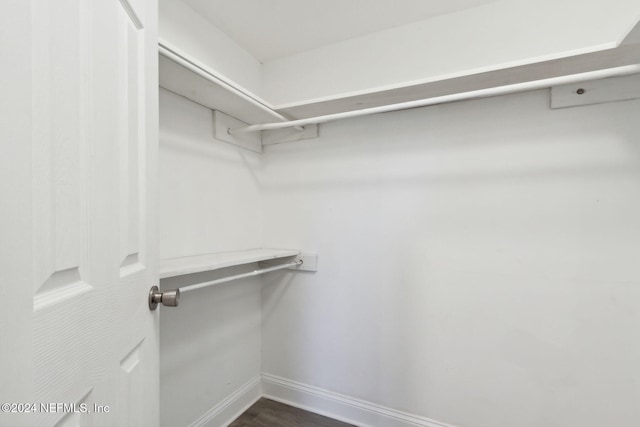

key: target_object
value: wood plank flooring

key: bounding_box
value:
[229,398,356,427]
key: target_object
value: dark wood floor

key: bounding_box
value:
[229,398,356,427]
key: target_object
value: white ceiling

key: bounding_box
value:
[181,0,500,62]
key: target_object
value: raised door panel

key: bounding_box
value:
[118,0,144,274]
[31,2,104,425]
[26,0,158,425]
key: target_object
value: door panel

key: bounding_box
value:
[0,0,158,425]
[118,0,144,273]
[31,2,100,425]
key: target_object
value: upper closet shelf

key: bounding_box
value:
[159,43,285,125]
[160,42,640,137]
[160,248,301,279]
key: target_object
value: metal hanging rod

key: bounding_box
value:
[181,259,302,293]
[228,64,640,135]
[149,259,303,310]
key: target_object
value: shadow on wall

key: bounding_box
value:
[259,93,640,193]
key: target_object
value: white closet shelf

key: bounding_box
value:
[159,35,640,133]
[159,248,300,279]
[159,42,289,125]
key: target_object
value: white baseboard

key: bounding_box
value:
[188,375,262,427]
[189,373,458,427]
[261,373,457,427]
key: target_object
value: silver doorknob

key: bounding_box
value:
[149,286,180,310]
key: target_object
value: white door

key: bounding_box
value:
[0,0,159,426]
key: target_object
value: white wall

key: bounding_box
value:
[259,90,640,427]
[159,89,262,259]
[158,85,640,427]
[262,0,640,107]
[159,89,262,427]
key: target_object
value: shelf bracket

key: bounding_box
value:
[262,124,319,146]
[551,73,640,109]
[214,110,319,150]
[213,110,262,153]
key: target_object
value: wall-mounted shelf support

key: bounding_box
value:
[551,72,640,109]
[262,124,319,146]
[214,110,318,150]
[213,110,263,152]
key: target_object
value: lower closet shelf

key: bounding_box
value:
[159,248,301,279]
[151,248,313,310]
